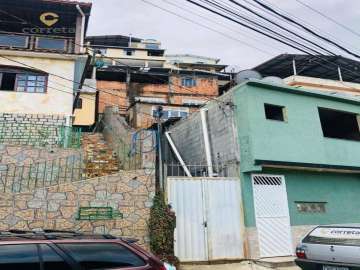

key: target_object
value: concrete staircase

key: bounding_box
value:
[82,133,119,178]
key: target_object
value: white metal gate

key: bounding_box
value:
[168,178,243,262]
[252,174,293,258]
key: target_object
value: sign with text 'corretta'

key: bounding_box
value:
[310,227,360,239]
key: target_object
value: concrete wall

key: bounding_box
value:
[102,107,156,170]
[0,52,80,116]
[73,92,96,126]
[233,81,360,172]
[0,170,155,248]
[166,91,240,177]
[285,75,360,95]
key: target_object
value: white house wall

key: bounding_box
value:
[0,54,76,116]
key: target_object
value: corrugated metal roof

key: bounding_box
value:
[254,54,360,83]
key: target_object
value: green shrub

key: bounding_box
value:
[149,191,179,266]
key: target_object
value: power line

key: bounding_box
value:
[228,0,335,55]
[199,0,332,55]
[250,0,360,54]
[140,0,273,56]
[183,0,324,55]
[251,0,360,59]
[160,0,285,53]
[293,0,360,40]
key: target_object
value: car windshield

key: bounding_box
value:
[303,226,360,246]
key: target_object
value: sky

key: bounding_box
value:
[86,0,360,71]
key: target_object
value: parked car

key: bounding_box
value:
[0,230,166,270]
[296,225,360,270]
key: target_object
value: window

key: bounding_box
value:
[57,243,146,270]
[40,245,72,270]
[16,74,47,93]
[36,37,67,51]
[296,202,326,213]
[0,73,16,91]
[264,103,286,121]
[0,244,40,270]
[318,107,360,141]
[145,43,160,50]
[152,108,189,119]
[0,34,28,48]
[124,49,135,56]
[75,98,83,109]
[98,48,107,56]
[181,77,197,87]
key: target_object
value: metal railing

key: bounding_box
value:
[0,154,84,193]
[166,162,232,177]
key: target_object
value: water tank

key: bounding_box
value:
[235,69,262,84]
[262,76,285,85]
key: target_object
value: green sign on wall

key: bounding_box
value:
[76,207,123,221]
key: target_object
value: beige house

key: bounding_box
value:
[86,35,166,68]
[0,0,92,127]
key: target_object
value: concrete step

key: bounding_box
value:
[256,256,296,269]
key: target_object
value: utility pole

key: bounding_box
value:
[155,106,164,190]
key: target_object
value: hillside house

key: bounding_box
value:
[0,0,92,136]
[164,80,360,260]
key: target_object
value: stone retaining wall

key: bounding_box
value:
[0,145,80,165]
[0,170,155,249]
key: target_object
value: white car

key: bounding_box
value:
[296,225,360,270]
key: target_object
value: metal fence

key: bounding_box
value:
[0,122,82,148]
[0,154,84,193]
[166,162,232,177]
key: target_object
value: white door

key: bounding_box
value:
[205,180,243,260]
[168,178,243,262]
[252,174,293,258]
[168,179,208,262]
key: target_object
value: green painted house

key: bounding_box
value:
[166,80,360,259]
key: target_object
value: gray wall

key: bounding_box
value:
[166,91,240,177]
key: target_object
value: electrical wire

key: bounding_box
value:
[293,0,360,40]
[199,0,332,55]
[160,0,285,53]
[250,0,360,59]
[228,0,335,55]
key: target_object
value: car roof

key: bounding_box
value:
[0,230,138,244]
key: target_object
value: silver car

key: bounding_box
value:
[296,225,360,270]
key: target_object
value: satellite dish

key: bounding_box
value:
[262,76,285,85]
[235,69,262,84]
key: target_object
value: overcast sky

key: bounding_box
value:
[86,0,360,71]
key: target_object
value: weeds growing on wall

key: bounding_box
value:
[149,191,179,266]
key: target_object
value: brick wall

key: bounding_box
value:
[0,170,155,248]
[96,75,219,117]
[97,81,128,114]
[0,113,67,146]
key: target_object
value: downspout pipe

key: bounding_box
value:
[200,108,214,177]
[76,5,85,53]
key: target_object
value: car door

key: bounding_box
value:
[0,244,40,270]
[39,244,80,270]
[55,242,151,270]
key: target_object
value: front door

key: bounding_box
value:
[252,174,293,257]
